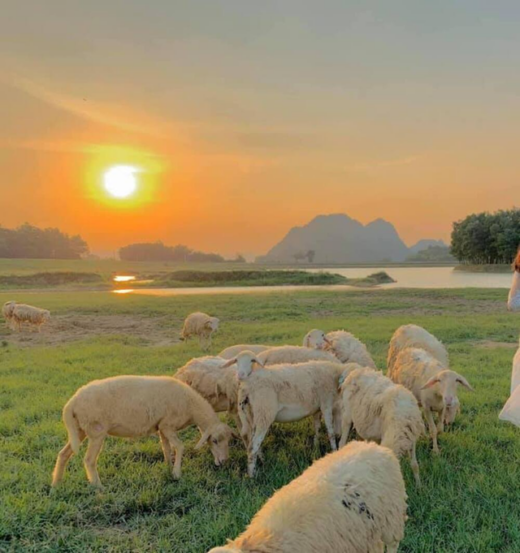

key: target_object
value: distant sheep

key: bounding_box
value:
[208,441,408,553]
[2,301,16,328]
[52,375,234,488]
[219,344,270,359]
[225,352,351,477]
[181,312,219,350]
[391,348,473,453]
[302,328,331,349]
[10,303,50,332]
[339,366,424,486]
[387,324,448,378]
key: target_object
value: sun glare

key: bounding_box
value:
[103,165,139,198]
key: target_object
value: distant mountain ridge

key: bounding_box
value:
[257,214,444,264]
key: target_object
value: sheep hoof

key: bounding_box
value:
[172,471,181,481]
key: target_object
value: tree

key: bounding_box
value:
[119,241,225,263]
[306,250,316,263]
[451,209,520,264]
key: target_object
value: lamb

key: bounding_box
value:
[219,344,270,359]
[51,375,235,488]
[2,300,16,328]
[387,324,449,378]
[391,348,473,453]
[257,345,339,366]
[10,303,50,332]
[321,330,377,368]
[339,366,424,486]
[181,312,220,350]
[207,441,407,553]
[224,351,353,477]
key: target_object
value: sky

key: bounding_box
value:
[1,1,520,257]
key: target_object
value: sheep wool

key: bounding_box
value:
[257,345,338,366]
[207,441,407,553]
[181,312,220,350]
[219,344,270,359]
[10,303,50,332]
[324,330,377,368]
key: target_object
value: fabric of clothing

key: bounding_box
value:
[507,272,520,312]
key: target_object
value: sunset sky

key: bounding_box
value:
[2,1,520,257]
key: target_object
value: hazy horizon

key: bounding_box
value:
[2,1,520,256]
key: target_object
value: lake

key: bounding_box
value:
[113,267,513,296]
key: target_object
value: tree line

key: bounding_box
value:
[451,209,520,264]
[0,224,88,259]
[119,242,243,263]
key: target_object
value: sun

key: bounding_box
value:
[103,165,139,198]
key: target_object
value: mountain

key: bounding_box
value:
[256,214,411,264]
[408,239,447,255]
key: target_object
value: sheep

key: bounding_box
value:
[257,345,339,366]
[339,366,425,486]
[304,329,376,367]
[181,312,219,350]
[391,348,473,453]
[223,351,354,477]
[302,328,331,349]
[219,344,270,359]
[2,300,16,328]
[51,375,235,488]
[387,324,448,378]
[10,303,50,332]
[207,441,408,553]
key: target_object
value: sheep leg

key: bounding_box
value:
[52,432,85,487]
[410,441,421,487]
[161,429,184,480]
[425,409,439,454]
[159,431,173,467]
[386,542,400,553]
[83,436,105,488]
[338,413,353,449]
[321,407,337,451]
[313,413,321,448]
[248,426,270,478]
[437,409,445,434]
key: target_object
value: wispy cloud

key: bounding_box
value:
[3,72,172,139]
[344,155,421,172]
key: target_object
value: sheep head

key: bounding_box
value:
[220,351,264,380]
[303,328,331,350]
[195,422,234,466]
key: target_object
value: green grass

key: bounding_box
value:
[0,288,519,552]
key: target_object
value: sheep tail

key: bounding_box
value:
[63,401,81,454]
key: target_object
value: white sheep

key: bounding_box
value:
[391,348,473,453]
[339,366,424,486]
[305,329,377,368]
[51,375,235,488]
[219,344,270,359]
[223,351,352,477]
[208,441,408,553]
[257,345,338,366]
[2,300,16,328]
[387,324,448,378]
[10,303,51,332]
[181,312,220,350]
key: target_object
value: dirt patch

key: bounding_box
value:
[473,340,519,349]
[1,313,180,348]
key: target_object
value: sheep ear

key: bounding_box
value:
[455,374,474,391]
[221,358,237,369]
[421,377,441,390]
[195,429,211,449]
[253,358,264,368]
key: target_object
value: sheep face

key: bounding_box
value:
[42,310,51,323]
[303,328,330,349]
[206,317,220,332]
[196,422,233,466]
[421,369,473,423]
[2,301,16,318]
[221,351,264,381]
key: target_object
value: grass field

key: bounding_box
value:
[1,287,519,552]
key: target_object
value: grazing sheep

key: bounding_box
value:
[391,348,473,453]
[322,330,377,368]
[302,328,331,349]
[224,351,352,477]
[10,303,50,332]
[257,345,338,366]
[219,344,270,359]
[181,312,220,350]
[339,366,424,486]
[2,301,16,328]
[387,324,448,378]
[207,441,408,553]
[51,376,235,488]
